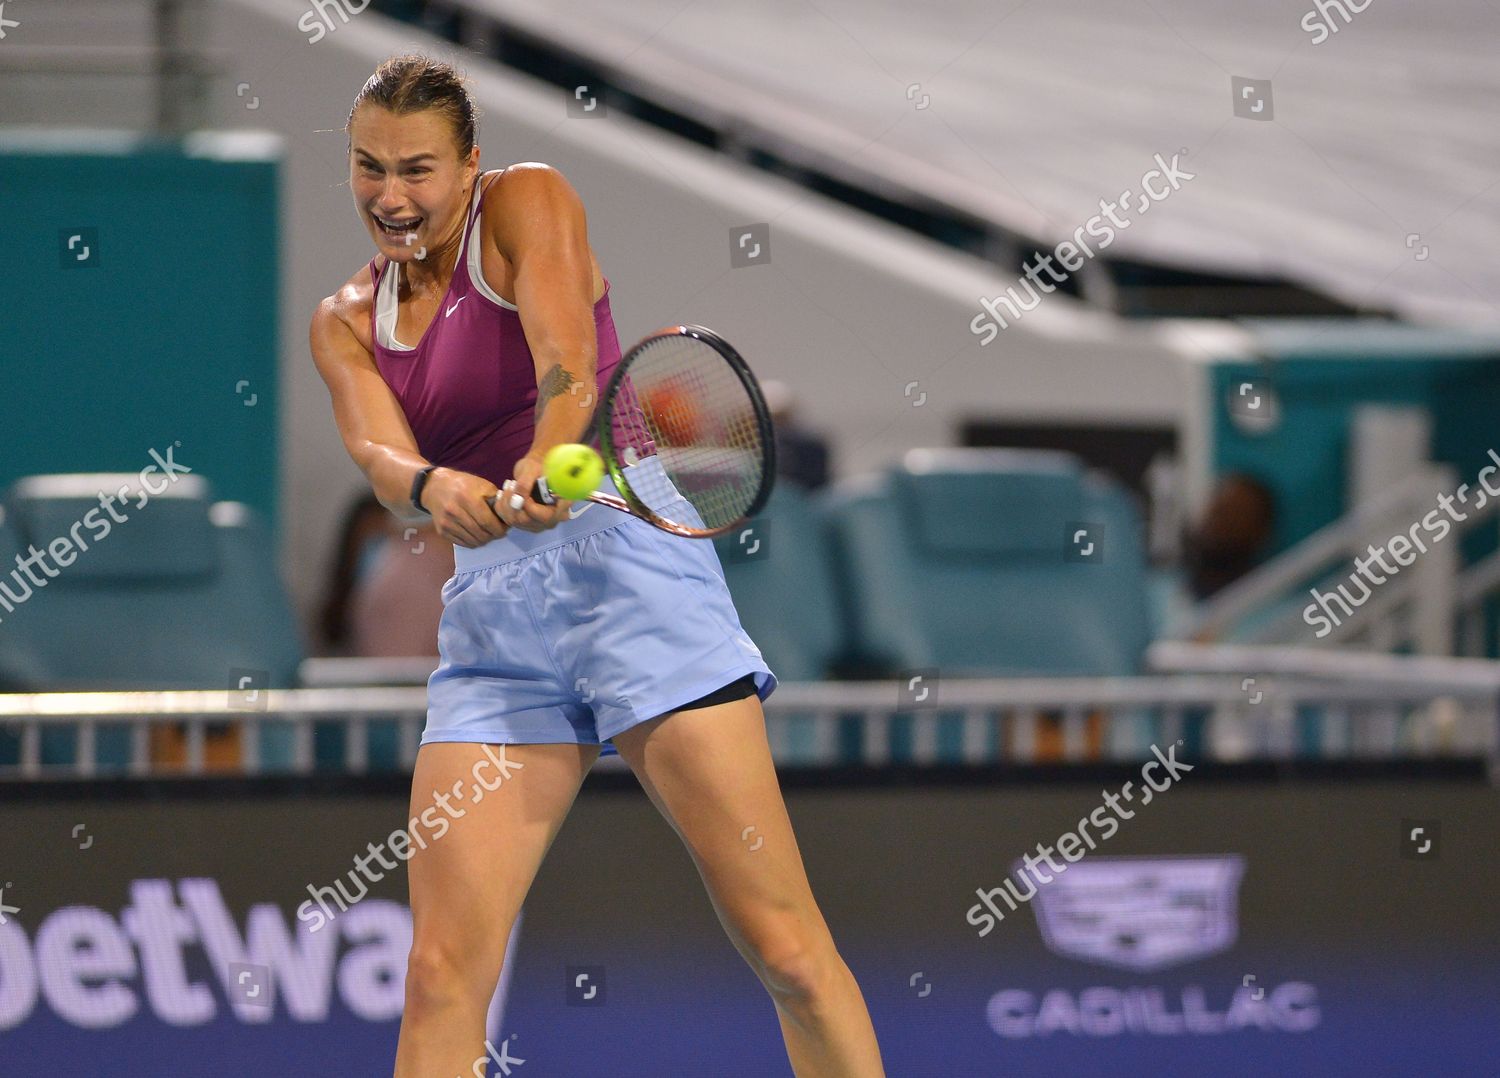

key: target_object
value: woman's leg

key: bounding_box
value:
[611,696,886,1077]
[394,740,599,1077]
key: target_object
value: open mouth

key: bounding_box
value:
[373,213,423,239]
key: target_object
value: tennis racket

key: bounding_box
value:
[492,324,776,538]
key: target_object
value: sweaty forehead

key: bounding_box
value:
[350,105,456,159]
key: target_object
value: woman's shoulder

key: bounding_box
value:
[311,260,380,350]
[480,161,584,213]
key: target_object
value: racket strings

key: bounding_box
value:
[608,334,767,531]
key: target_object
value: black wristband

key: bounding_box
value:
[410,465,438,514]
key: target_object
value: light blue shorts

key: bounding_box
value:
[424,461,776,756]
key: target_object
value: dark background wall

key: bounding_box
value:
[1,774,1496,1076]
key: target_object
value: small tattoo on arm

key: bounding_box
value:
[534,363,577,425]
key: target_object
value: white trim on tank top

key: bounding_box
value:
[465,174,519,311]
[373,253,412,351]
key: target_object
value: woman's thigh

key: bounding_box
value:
[405,740,599,978]
[610,697,828,967]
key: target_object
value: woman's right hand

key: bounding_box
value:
[421,468,509,548]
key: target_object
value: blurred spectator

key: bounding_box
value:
[318,492,451,657]
[762,379,831,490]
[318,493,392,655]
[349,520,452,656]
[1183,473,1276,599]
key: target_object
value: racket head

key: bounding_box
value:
[598,325,776,537]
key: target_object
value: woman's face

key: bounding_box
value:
[348,104,478,263]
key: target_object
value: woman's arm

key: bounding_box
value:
[309,293,508,548]
[485,164,599,532]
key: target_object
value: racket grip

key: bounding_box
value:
[487,478,557,512]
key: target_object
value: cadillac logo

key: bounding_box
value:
[1031,855,1246,972]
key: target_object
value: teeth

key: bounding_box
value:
[376,216,420,233]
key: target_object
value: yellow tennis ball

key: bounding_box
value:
[544,443,604,499]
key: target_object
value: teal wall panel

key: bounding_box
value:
[1210,320,1500,555]
[0,138,281,530]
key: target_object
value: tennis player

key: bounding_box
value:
[310,55,885,1077]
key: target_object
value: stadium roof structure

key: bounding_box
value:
[441,0,1500,327]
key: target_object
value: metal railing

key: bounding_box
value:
[3,668,1495,780]
[1175,464,1499,657]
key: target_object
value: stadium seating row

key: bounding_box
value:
[0,473,302,768]
[0,449,1154,693]
[717,448,1154,680]
[0,473,301,692]
[0,449,1154,769]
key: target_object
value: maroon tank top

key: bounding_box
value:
[367,170,626,488]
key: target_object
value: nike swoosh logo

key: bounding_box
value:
[445,296,466,317]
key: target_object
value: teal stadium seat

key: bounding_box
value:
[820,449,1152,677]
[714,482,844,681]
[711,482,848,763]
[0,473,302,768]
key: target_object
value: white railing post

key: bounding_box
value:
[1413,508,1459,656]
[241,717,260,776]
[345,717,369,773]
[1011,708,1039,764]
[21,722,40,778]
[185,720,205,776]
[864,713,891,766]
[130,723,150,777]
[1061,707,1088,762]
[812,709,837,766]
[293,719,314,775]
[960,709,990,764]
[78,720,97,778]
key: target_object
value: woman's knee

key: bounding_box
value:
[745,923,843,1007]
[404,937,505,1012]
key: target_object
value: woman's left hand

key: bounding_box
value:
[493,454,576,532]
